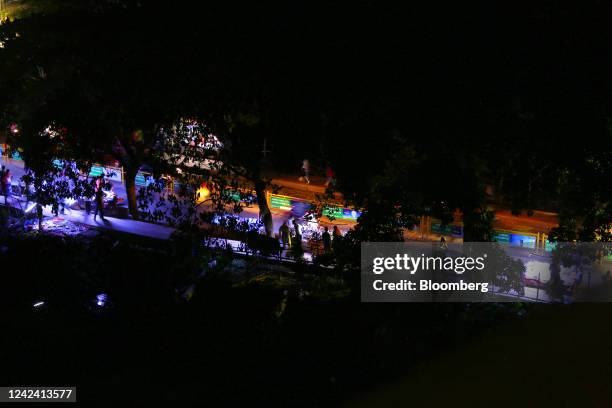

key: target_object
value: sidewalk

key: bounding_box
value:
[41,206,176,240]
[1,196,175,241]
[2,195,320,259]
[37,206,314,262]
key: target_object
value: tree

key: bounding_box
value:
[137,118,244,229]
[548,147,612,243]
[0,8,217,219]
[12,125,94,231]
[1,4,318,228]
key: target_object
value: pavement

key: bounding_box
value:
[44,207,176,240]
[1,194,176,240]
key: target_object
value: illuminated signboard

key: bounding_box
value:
[493,232,511,244]
[321,207,361,221]
[322,207,343,219]
[269,194,316,217]
[493,231,537,249]
[88,166,123,182]
[89,166,105,178]
[343,209,361,220]
[270,195,358,219]
[135,172,150,186]
[270,195,293,211]
[224,190,256,204]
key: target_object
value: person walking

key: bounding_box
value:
[322,226,332,253]
[325,165,335,187]
[292,219,302,248]
[93,178,105,221]
[301,159,311,184]
[279,221,291,249]
[36,203,43,231]
[440,236,448,250]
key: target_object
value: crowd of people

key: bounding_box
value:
[278,218,343,255]
[299,159,336,188]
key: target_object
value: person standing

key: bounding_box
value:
[0,165,5,199]
[279,221,291,249]
[93,177,105,221]
[36,203,43,231]
[2,169,11,204]
[322,226,332,253]
[332,226,342,250]
[292,219,302,248]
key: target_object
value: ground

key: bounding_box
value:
[0,232,526,407]
[346,302,612,407]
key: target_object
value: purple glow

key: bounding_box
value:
[96,293,108,307]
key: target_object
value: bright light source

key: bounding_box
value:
[95,293,108,307]
[33,301,45,308]
[24,203,36,213]
[196,184,210,203]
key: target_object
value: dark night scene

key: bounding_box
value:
[0,1,611,406]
